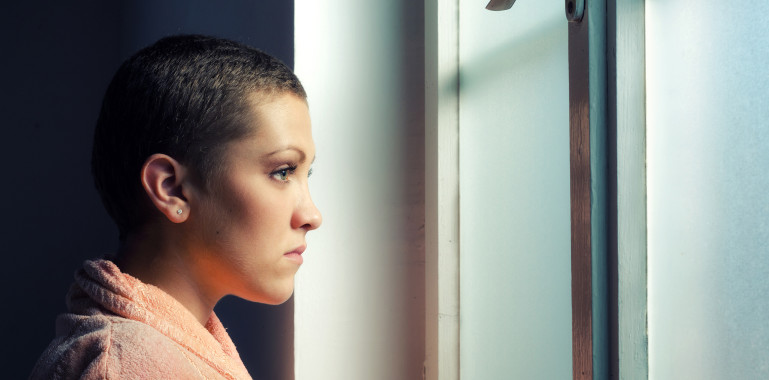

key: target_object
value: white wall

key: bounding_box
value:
[294,2,425,379]
[458,1,572,378]
[647,1,769,378]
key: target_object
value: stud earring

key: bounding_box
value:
[177,209,183,215]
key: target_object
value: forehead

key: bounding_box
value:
[235,92,314,156]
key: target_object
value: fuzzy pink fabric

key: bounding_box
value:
[30,259,252,379]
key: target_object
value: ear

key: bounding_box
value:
[140,154,191,223]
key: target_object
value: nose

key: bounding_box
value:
[292,188,322,231]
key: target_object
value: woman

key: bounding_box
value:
[30,35,321,379]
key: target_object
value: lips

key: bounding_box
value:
[285,245,306,256]
[284,245,306,264]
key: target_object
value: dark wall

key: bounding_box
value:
[0,1,295,378]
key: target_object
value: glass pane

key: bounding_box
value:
[647,1,769,378]
[459,1,572,378]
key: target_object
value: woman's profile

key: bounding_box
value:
[30,34,322,379]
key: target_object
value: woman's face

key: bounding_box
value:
[186,92,322,305]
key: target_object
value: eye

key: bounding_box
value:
[271,166,297,182]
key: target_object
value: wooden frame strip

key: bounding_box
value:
[569,0,609,378]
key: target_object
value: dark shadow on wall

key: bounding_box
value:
[396,0,427,378]
[0,1,295,378]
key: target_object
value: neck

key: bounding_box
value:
[115,228,220,325]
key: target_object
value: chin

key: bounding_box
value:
[240,283,295,305]
[263,295,293,305]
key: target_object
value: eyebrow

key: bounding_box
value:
[263,147,315,163]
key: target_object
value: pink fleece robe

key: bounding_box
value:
[30,259,253,379]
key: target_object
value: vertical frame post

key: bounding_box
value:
[608,0,648,378]
[425,0,460,379]
[568,0,609,379]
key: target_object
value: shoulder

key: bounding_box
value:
[30,313,203,379]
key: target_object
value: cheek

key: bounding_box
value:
[225,186,283,236]
[241,193,288,233]
[204,178,295,245]
[194,184,253,243]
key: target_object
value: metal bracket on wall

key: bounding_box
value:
[566,0,585,22]
[486,0,584,22]
[485,0,516,11]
